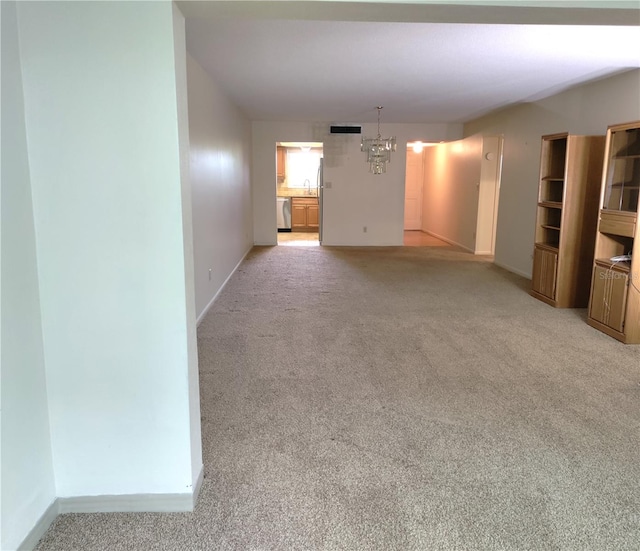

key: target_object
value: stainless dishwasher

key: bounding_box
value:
[276,197,292,231]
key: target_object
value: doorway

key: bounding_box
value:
[276,141,323,246]
[405,137,502,254]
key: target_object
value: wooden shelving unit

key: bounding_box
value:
[530,132,605,307]
[588,121,640,343]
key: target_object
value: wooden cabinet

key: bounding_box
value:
[590,262,629,333]
[276,146,286,183]
[291,197,319,232]
[291,202,307,230]
[530,133,605,307]
[532,244,558,300]
[588,121,640,343]
[307,202,319,227]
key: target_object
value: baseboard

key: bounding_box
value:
[57,490,196,514]
[493,259,531,279]
[422,229,475,254]
[196,246,252,326]
[17,499,59,551]
[17,477,204,550]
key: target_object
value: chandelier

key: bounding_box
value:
[361,106,397,174]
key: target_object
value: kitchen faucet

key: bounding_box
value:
[304,179,311,195]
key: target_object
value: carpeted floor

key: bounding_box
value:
[36,245,640,550]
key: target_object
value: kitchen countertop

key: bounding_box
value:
[277,190,318,198]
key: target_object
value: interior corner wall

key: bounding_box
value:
[252,121,462,246]
[421,135,483,252]
[16,0,196,499]
[464,69,640,278]
[185,52,253,321]
[1,2,56,549]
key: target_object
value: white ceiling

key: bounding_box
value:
[180,1,640,124]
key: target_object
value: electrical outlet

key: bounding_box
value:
[324,181,332,189]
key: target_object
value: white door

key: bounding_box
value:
[404,149,424,230]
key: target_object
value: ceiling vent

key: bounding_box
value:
[330,125,361,134]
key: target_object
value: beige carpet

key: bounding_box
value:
[36,245,640,550]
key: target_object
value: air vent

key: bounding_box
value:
[330,125,361,134]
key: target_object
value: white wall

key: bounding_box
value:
[475,136,502,256]
[323,128,405,246]
[252,121,462,245]
[16,0,200,499]
[172,3,203,495]
[464,69,640,278]
[421,135,483,252]
[186,53,253,320]
[1,3,56,549]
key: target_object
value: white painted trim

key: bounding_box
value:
[196,245,252,326]
[474,250,493,256]
[494,259,531,279]
[191,464,205,508]
[17,499,59,551]
[423,230,475,254]
[57,491,196,514]
[16,474,205,550]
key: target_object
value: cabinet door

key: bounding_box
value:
[589,265,628,333]
[291,204,307,230]
[602,125,640,213]
[307,204,319,229]
[276,147,286,183]
[532,246,558,300]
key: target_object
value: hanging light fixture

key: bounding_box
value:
[361,106,397,174]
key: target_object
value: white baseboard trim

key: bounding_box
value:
[17,477,204,549]
[57,487,201,514]
[422,229,475,254]
[196,246,252,326]
[493,259,531,279]
[17,499,58,551]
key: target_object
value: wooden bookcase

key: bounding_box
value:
[588,121,640,343]
[531,133,605,307]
